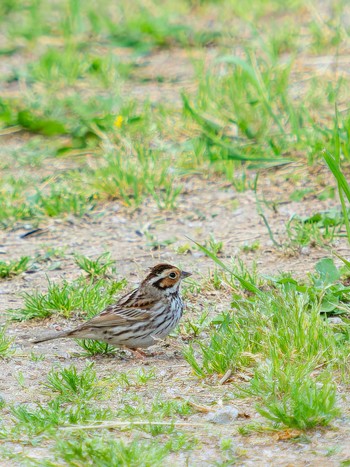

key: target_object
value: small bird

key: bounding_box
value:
[33,263,191,353]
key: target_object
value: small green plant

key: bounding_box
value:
[55,437,170,467]
[0,327,14,357]
[323,155,350,245]
[185,243,346,429]
[241,241,260,253]
[135,368,156,385]
[45,363,100,402]
[273,258,350,316]
[183,314,254,376]
[75,339,117,356]
[9,275,126,321]
[205,235,223,256]
[29,351,45,362]
[91,147,181,209]
[246,359,339,429]
[74,252,116,277]
[10,399,111,437]
[181,310,211,338]
[182,49,299,169]
[286,209,346,247]
[105,368,156,389]
[0,256,31,278]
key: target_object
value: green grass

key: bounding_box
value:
[184,245,350,429]
[246,361,339,429]
[0,0,349,228]
[74,339,118,357]
[74,252,116,277]
[0,362,196,464]
[0,256,31,278]
[182,50,348,177]
[54,437,171,467]
[9,274,126,321]
[0,327,14,358]
[8,399,112,438]
[45,363,101,402]
[285,209,349,247]
[7,269,128,355]
[322,113,350,245]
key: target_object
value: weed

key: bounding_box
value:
[323,118,350,245]
[75,339,117,357]
[237,422,270,436]
[205,235,223,256]
[9,275,126,321]
[91,147,181,209]
[29,351,45,362]
[185,246,347,428]
[241,241,260,253]
[183,313,256,376]
[0,256,31,278]
[0,327,14,358]
[181,310,211,338]
[34,187,96,218]
[45,363,101,402]
[246,359,339,429]
[144,232,177,250]
[286,209,347,247]
[182,49,298,168]
[104,368,156,389]
[55,437,170,466]
[9,400,111,437]
[74,252,116,277]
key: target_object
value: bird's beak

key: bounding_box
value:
[181,270,192,278]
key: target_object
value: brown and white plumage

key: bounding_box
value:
[32,264,191,350]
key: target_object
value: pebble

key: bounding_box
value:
[328,317,343,325]
[206,406,239,424]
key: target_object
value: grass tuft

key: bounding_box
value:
[0,256,31,278]
[0,327,14,358]
[184,247,349,429]
[55,437,170,467]
[9,275,126,321]
[247,360,339,429]
[75,339,117,356]
[45,363,100,402]
[74,252,116,278]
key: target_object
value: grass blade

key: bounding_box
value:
[187,237,262,295]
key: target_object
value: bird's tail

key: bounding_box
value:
[31,330,71,344]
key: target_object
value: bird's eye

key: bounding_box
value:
[169,272,177,279]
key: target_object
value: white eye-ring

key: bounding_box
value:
[169,272,177,279]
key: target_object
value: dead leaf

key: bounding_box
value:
[274,429,302,440]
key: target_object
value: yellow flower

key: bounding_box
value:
[114,115,123,128]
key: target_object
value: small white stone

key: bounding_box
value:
[206,406,239,424]
[328,317,343,325]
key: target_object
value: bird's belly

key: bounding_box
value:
[105,304,183,349]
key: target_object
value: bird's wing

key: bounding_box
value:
[80,289,158,329]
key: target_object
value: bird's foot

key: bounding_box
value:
[129,348,153,359]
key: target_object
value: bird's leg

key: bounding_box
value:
[128,348,152,359]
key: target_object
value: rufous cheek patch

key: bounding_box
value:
[161,277,179,288]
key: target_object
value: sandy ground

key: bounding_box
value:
[1,165,350,465]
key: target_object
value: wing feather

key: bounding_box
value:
[78,289,160,329]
